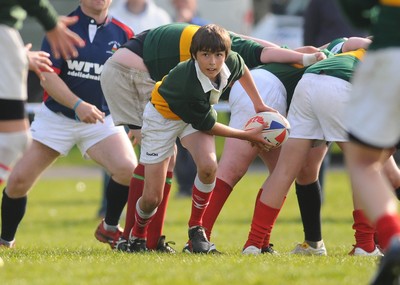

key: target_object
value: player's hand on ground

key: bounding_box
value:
[46,16,85,60]
[25,43,54,81]
[75,101,105,124]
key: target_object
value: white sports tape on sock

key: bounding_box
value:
[136,197,157,219]
[194,175,215,193]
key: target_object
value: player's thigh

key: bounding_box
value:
[216,137,259,186]
[258,147,281,174]
[6,140,59,197]
[88,131,137,182]
[296,143,329,184]
[181,130,217,174]
[382,155,400,188]
[142,159,170,206]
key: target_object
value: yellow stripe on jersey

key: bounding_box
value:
[380,0,400,7]
[179,25,200,62]
[336,49,366,60]
[291,63,305,68]
[151,80,180,120]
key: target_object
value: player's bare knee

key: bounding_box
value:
[109,161,136,185]
[5,172,32,198]
[197,161,217,181]
[141,195,161,211]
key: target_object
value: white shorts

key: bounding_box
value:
[0,25,28,100]
[288,73,351,143]
[229,68,287,129]
[31,104,126,157]
[346,49,400,148]
[140,103,197,164]
[100,58,155,127]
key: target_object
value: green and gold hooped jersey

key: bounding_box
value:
[339,0,400,50]
[326,38,347,54]
[142,23,265,82]
[143,23,200,81]
[150,51,245,131]
[370,2,400,50]
[305,49,366,82]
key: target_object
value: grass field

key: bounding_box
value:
[0,165,380,285]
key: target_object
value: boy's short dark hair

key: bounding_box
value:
[190,24,232,59]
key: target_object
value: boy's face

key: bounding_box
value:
[195,50,226,82]
[80,0,112,15]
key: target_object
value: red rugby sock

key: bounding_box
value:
[122,164,144,239]
[202,178,232,239]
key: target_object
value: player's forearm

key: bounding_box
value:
[40,72,80,109]
[238,67,267,113]
[342,37,372,52]
[205,122,245,139]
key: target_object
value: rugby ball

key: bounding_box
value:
[244,112,290,148]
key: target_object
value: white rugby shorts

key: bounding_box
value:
[288,73,351,143]
[0,25,28,100]
[345,48,400,148]
[140,103,197,164]
[31,104,126,157]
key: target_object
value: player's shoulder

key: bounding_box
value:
[109,16,134,38]
[225,51,245,69]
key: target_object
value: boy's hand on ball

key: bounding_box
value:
[245,122,274,151]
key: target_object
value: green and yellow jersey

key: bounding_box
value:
[339,0,400,50]
[305,49,366,82]
[150,51,245,131]
[140,23,263,81]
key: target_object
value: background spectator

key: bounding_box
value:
[110,0,172,33]
[171,0,209,26]
[303,0,367,47]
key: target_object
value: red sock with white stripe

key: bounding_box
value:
[130,198,157,239]
[188,176,215,228]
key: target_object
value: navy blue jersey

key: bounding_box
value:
[41,6,133,120]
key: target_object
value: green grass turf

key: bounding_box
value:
[0,166,381,285]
